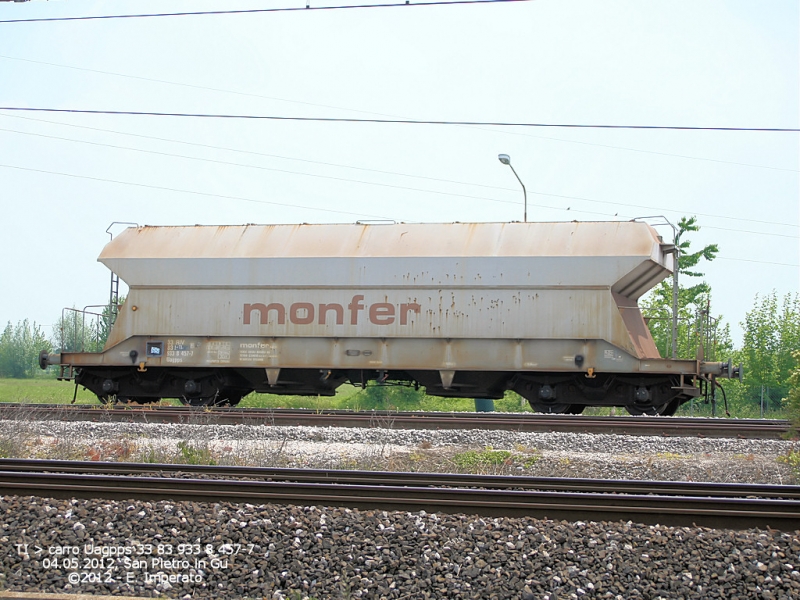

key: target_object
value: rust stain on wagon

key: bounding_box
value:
[99,221,669,361]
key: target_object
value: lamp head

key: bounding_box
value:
[498,153,511,165]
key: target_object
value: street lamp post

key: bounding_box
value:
[498,153,527,222]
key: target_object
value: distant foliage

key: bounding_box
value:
[0,319,51,378]
[689,292,799,417]
[353,384,425,411]
[783,351,800,435]
[741,292,800,403]
[52,307,108,353]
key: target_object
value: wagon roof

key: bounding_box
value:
[101,221,666,258]
[99,221,674,299]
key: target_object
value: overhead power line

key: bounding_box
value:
[480,126,800,172]
[2,120,797,234]
[1,156,796,240]
[2,159,796,267]
[6,113,799,211]
[717,257,799,268]
[0,107,796,132]
[0,162,392,220]
[2,55,795,172]
[0,0,529,24]
[0,54,369,114]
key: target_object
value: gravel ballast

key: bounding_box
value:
[1,418,798,598]
[2,496,800,600]
[0,419,795,484]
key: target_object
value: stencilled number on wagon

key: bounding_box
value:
[206,341,232,364]
[166,339,197,364]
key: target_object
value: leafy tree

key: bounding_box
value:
[53,297,126,353]
[783,351,800,434]
[52,308,103,353]
[641,216,728,360]
[776,294,800,382]
[740,292,800,410]
[0,319,51,378]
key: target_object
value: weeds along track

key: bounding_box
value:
[1,459,799,531]
[0,404,789,439]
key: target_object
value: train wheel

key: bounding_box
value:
[528,401,574,414]
[657,398,681,417]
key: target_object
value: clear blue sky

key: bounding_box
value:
[0,0,797,346]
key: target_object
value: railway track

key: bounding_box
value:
[0,403,790,438]
[2,459,799,530]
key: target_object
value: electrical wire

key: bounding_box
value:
[0,160,613,218]
[474,125,800,172]
[0,0,530,24]
[7,114,798,221]
[717,257,799,268]
[0,126,527,202]
[0,107,795,131]
[2,158,797,246]
[2,124,797,235]
[0,54,375,115]
[702,225,797,239]
[0,162,393,220]
[1,113,517,190]
[2,54,795,172]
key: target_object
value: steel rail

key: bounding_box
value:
[1,461,798,530]
[1,458,799,499]
[0,404,790,438]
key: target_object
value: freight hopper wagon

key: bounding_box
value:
[40,222,738,415]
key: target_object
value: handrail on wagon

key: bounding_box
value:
[59,305,106,354]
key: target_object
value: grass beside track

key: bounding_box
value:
[0,377,98,404]
[0,376,534,412]
[0,376,787,419]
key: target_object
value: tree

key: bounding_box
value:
[783,351,800,434]
[740,292,800,410]
[355,383,424,411]
[0,319,51,378]
[641,216,729,361]
[53,297,126,353]
[52,308,103,353]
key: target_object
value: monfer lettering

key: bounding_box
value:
[244,296,420,326]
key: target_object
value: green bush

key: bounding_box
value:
[452,447,512,469]
[777,448,800,480]
[176,440,217,465]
